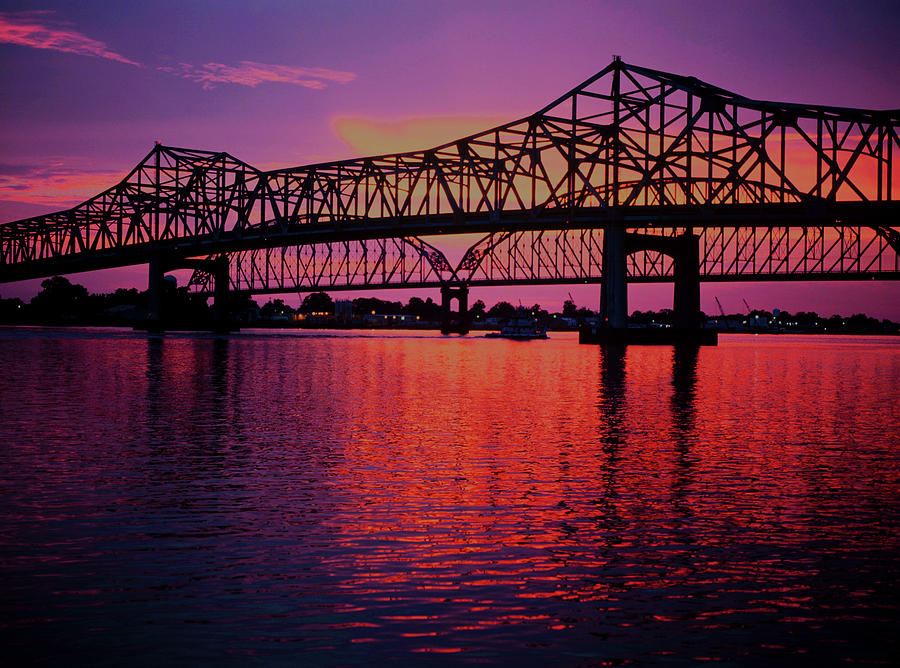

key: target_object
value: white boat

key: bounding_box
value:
[486,309,548,340]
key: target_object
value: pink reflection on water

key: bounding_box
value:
[0,329,898,663]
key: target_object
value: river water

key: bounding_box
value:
[0,328,898,665]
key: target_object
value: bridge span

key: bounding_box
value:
[1,58,898,334]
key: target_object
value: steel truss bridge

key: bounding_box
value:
[1,58,898,331]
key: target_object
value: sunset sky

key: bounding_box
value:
[1,0,898,318]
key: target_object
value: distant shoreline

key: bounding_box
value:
[1,320,897,337]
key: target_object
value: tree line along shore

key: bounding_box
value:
[1,276,897,335]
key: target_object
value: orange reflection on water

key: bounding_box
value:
[1,329,898,663]
[223,333,886,654]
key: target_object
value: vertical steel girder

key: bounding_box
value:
[1,59,898,287]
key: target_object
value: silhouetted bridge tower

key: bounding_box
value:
[1,59,898,337]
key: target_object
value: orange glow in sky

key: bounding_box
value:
[332,116,509,157]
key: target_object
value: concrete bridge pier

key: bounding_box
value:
[672,233,701,331]
[143,253,234,333]
[147,254,165,333]
[600,223,628,330]
[584,228,714,345]
[211,255,231,333]
[440,284,469,335]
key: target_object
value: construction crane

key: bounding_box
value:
[742,298,752,314]
[715,297,726,317]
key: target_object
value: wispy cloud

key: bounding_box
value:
[0,12,354,91]
[0,161,126,208]
[161,61,356,90]
[0,11,139,66]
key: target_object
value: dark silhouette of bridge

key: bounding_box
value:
[1,58,897,335]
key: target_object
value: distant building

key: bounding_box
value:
[335,300,353,321]
[363,313,420,326]
[241,306,261,324]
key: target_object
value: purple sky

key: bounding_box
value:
[1,0,898,318]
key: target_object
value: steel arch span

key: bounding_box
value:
[186,236,459,295]
[1,57,898,295]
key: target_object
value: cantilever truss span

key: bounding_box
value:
[1,58,899,292]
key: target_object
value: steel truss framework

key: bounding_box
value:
[459,225,900,285]
[189,224,899,295]
[1,58,898,290]
[187,236,456,294]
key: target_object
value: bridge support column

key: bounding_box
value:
[440,284,469,335]
[147,254,165,332]
[601,223,628,329]
[582,229,714,345]
[673,233,701,331]
[212,255,230,333]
